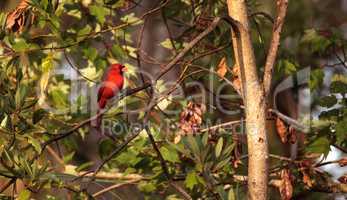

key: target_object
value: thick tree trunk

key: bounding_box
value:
[227,1,269,199]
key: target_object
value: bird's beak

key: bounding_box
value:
[121,66,127,72]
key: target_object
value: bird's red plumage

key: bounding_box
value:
[97,64,125,108]
[95,63,125,127]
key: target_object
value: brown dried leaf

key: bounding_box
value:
[232,64,240,75]
[279,169,293,200]
[195,14,213,30]
[276,117,288,143]
[217,57,228,78]
[179,102,206,134]
[5,0,29,33]
[232,159,242,168]
[298,160,314,188]
[338,175,347,184]
[338,158,347,167]
[231,65,242,93]
[302,170,313,188]
[300,159,313,168]
[288,126,297,144]
[174,135,181,144]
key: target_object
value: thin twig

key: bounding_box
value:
[63,51,97,83]
[199,120,242,133]
[46,145,64,165]
[250,12,275,24]
[0,178,16,194]
[161,10,178,54]
[144,125,170,178]
[92,179,141,197]
[0,0,170,59]
[155,17,222,81]
[263,0,289,96]
[39,83,151,157]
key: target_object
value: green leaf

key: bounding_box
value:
[98,139,117,159]
[120,13,142,25]
[38,71,50,105]
[301,29,332,53]
[15,83,28,108]
[185,171,198,190]
[63,151,75,163]
[76,161,94,172]
[27,137,42,153]
[105,0,124,7]
[336,119,347,144]
[41,0,48,10]
[49,15,61,31]
[12,39,30,52]
[330,81,347,94]
[138,181,156,193]
[169,142,191,159]
[160,146,179,163]
[77,25,92,37]
[67,9,82,20]
[117,151,142,166]
[215,137,223,157]
[80,66,101,80]
[222,142,235,156]
[228,188,235,200]
[186,135,200,157]
[18,189,31,200]
[319,109,339,120]
[89,5,108,24]
[160,38,182,50]
[160,38,174,49]
[20,157,33,177]
[50,89,68,108]
[95,58,107,70]
[318,95,337,107]
[83,47,98,61]
[33,108,47,124]
[213,157,231,171]
[111,44,127,59]
[0,114,8,128]
[202,132,209,146]
[282,60,297,75]
[309,69,324,90]
[306,137,330,156]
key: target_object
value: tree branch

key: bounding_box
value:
[155,17,222,81]
[263,0,289,96]
[39,83,151,156]
[227,1,269,199]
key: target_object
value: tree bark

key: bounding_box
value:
[227,1,269,199]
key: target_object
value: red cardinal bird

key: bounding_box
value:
[94,63,125,127]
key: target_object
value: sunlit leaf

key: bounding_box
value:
[185,171,198,190]
[121,13,142,25]
[306,137,330,156]
[89,5,108,24]
[318,95,337,107]
[215,137,223,157]
[160,146,179,163]
[18,189,31,200]
[336,118,347,145]
[15,83,28,108]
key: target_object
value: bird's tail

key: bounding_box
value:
[92,98,107,128]
[92,109,103,128]
[98,98,107,109]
